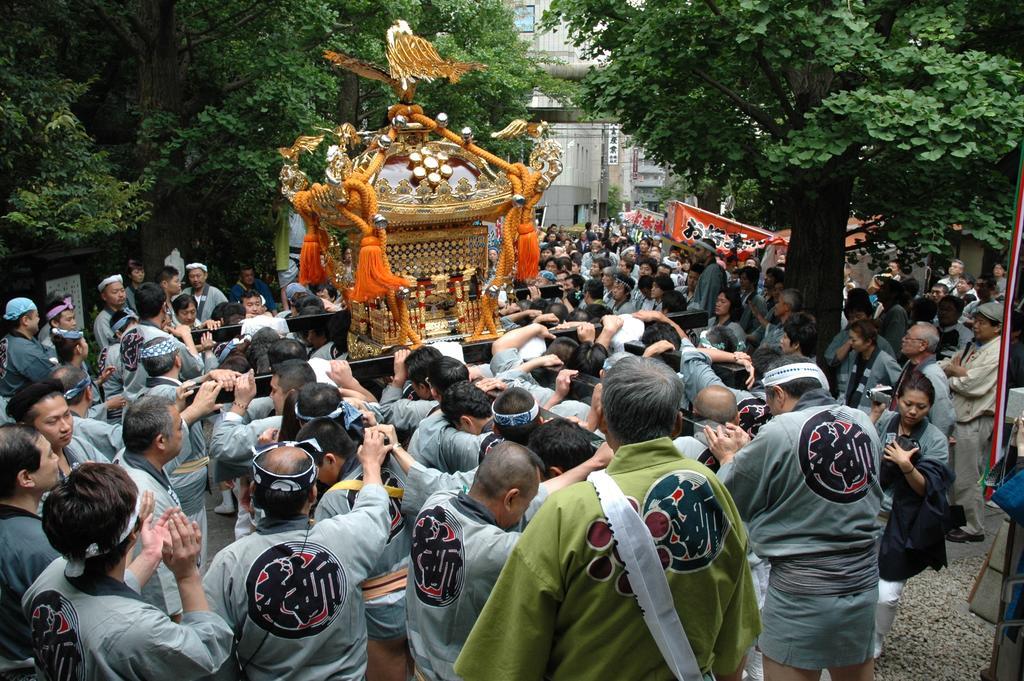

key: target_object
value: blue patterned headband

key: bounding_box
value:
[63,376,91,401]
[140,338,177,359]
[52,328,84,340]
[111,311,138,334]
[492,401,539,428]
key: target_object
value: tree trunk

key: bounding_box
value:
[136,0,193,274]
[785,176,854,361]
[338,72,360,125]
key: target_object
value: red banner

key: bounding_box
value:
[664,202,786,260]
[623,209,666,235]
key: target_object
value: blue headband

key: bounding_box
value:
[111,311,138,334]
[63,376,91,401]
[140,338,177,359]
[492,401,539,428]
[52,328,84,340]
[295,400,366,439]
[217,338,240,363]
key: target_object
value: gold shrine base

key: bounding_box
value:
[348,222,501,354]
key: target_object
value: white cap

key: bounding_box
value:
[184,262,207,273]
[97,274,123,292]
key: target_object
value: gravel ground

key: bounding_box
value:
[876,554,994,681]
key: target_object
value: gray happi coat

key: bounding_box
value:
[406,490,521,681]
[115,451,184,615]
[22,558,232,681]
[202,485,390,681]
[718,390,882,558]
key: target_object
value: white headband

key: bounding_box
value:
[185,262,207,273]
[65,493,141,578]
[97,274,122,292]
[762,362,829,390]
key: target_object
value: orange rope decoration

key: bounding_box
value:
[294,104,549,345]
[407,111,547,337]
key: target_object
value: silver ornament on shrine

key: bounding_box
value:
[436,113,449,128]
[512,194,526,207]
[373,214,388,229]
[461,127,473,142]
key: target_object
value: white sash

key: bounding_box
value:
[588,470,705,681]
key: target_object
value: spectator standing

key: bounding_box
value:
[182,263,228,323]
[93,275,129,350]
[940,301,1002,543]
[229,266,278,313]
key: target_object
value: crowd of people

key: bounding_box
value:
[0,221,1013,681]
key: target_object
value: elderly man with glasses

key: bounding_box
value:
[889,322,955,438]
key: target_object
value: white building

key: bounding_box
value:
[514,2,671,224]
[516,0,607,227]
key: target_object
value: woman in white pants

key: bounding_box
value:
[871,372,955,657]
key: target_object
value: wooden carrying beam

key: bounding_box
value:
[211,309,709,402]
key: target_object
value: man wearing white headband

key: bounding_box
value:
[408,442,544,681]
[93,274,129,350]
[686,237,726,318]
[182,262,228,324]
[203,433,393,680]
[23,462,234,680]
[705,354,882,680]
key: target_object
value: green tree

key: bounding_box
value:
[607,184,624,215]
[1,0,564,288]
[547,0,1024,349]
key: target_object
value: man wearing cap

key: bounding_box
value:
[408,442,545,681]
[705,354,882,680]
[609,273,637,314]
[183,263,228,324]
[687,238,726,319]
[229,265,278,312]
[93,274,129,350]
[202,431,393,680]
[940,300,1003,543]
[0,299,53,402]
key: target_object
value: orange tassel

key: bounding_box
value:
[299,229,326,285]
[352,236,410,302]
[515,221,540,281]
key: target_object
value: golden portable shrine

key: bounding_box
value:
[278,20,563,358]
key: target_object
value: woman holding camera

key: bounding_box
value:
[869,372,954,657]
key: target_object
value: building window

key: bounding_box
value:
[514,5,535,32]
